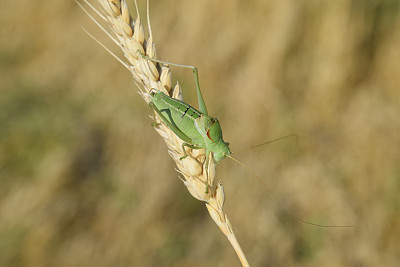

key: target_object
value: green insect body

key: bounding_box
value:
[138,49,231,168]
[149,89,231,165]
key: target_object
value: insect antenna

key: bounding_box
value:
[227,155,353,228]
[232,134,298,155]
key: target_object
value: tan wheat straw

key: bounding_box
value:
[78,0,249,265]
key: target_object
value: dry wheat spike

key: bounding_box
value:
[77,0,250,266]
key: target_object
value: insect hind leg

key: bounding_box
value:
[137,49,196,71]
[137,50,208,116]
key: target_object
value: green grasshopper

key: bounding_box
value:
[139,51,231,169]
[149,88,231,166]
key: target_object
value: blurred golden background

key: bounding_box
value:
[1,0,399,266]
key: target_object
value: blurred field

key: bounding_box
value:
[1,0,399,266]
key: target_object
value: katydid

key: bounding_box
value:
[149,89,231,167]
[140,51,231,169]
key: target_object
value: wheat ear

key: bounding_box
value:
[78,0,249,265]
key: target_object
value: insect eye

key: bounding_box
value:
[149,89,156,96]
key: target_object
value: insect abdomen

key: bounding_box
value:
[153,92,203,141]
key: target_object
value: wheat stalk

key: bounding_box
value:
[78,0,249,265]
